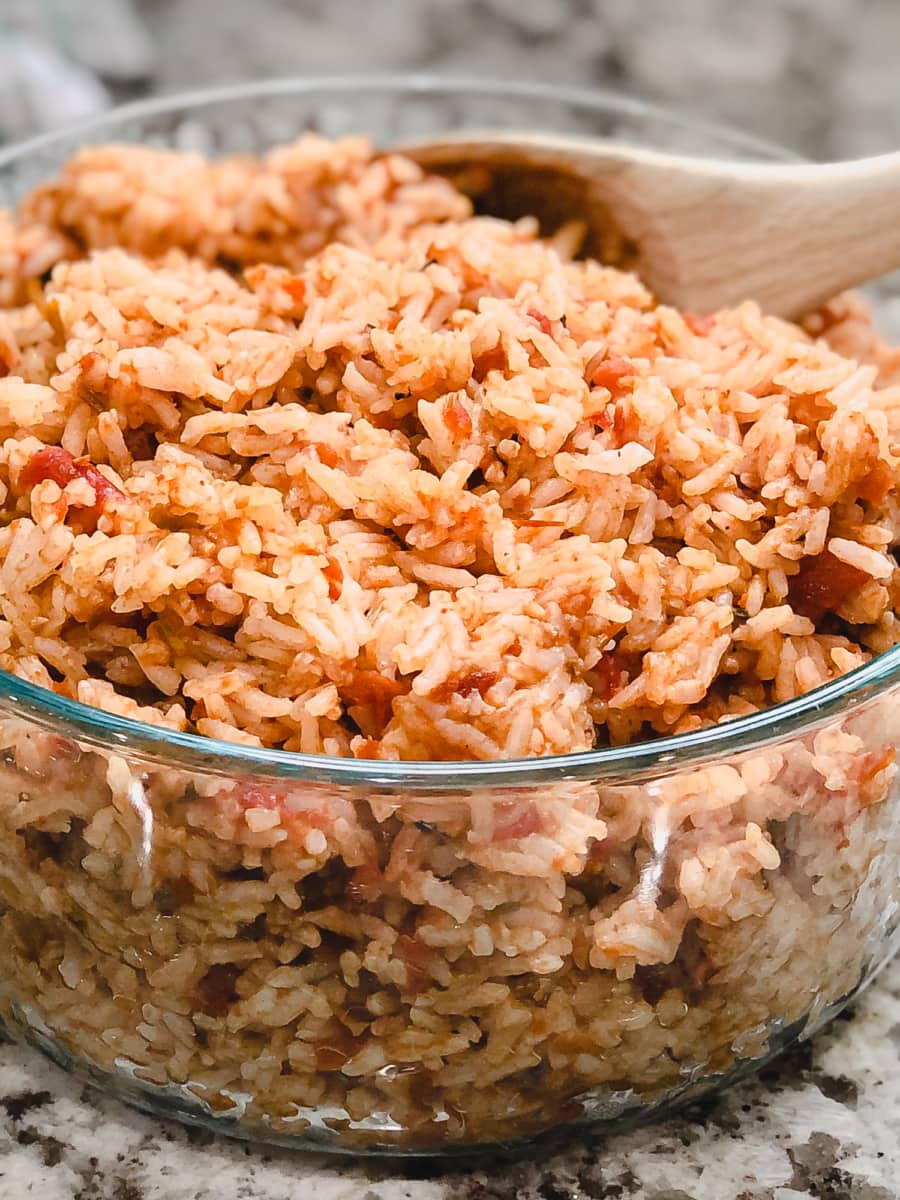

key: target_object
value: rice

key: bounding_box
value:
[0,135,899,1148]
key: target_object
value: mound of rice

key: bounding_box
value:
[0,135,899,1148]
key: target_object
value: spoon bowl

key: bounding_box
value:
[400,130,900,318]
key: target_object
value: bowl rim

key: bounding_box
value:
[0,73,796,172]
[0,72,892,789]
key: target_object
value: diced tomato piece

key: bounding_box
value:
[78,350,102,377]
[346,862,384,903]
[281,277,306,303]
[585,836,611,868]
[444,395,473,438]
[315,1029,365,1071]
[788,550,869,622]
[322,555,343,600]
[354,738,381,760]
[195,963,241,1018]
[47,734,80,760]
[527,308,553,336]
[473,344,506,381]
[232,783,286,810]
[83,464,124,507]
[590,356,635,392]
[593,404,614,432]
[19,447,79,491]
[591,654,630,702]
[856,462,892,505]
[433,669,498,701]
[493,800,542,840]
[154,877,195,915]
[20,447,125,510]
[394,933,432,982]
[341,670,407,729]
[315,1044,356,1071]
[455,670,497,699]
[0,338,16,378]
[612,403,639,444]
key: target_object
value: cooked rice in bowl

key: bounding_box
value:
[0,134,899,1149]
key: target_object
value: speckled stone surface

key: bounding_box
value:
[134,0,900,160]
[3,2,900,1197]
[1,959,899,1199]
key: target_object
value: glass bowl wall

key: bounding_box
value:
[0,77,898,1156]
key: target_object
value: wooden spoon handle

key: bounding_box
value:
[639,152,900,317]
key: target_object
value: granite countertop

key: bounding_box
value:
[3,2,900,1197]
[1,961,898,1199]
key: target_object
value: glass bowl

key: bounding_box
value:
[0,76,899,1157]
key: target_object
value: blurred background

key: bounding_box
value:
[0,0,896,159]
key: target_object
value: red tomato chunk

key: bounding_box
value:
[788,550,869,622]
[590,356,635,392]
[20,447,125,508]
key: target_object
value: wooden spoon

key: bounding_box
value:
[398,131,900,319]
